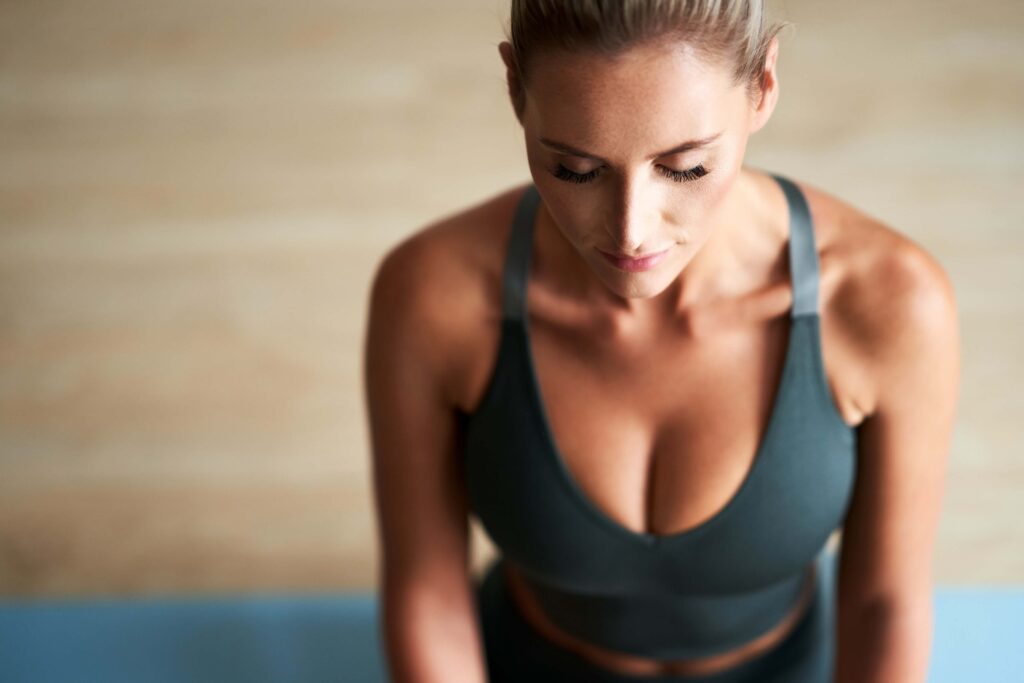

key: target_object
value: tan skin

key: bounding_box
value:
[365,35,959,683]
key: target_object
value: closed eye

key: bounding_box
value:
[659,164,710,183]
[551,164,709,185]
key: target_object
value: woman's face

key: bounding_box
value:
[506,39,778,301]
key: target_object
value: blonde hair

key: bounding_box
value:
[503,0,790,118]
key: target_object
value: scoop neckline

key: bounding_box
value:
[517,304,807,548]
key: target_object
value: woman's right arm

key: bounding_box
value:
[363,236,489,683]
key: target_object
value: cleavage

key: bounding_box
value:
[528,312,790,537]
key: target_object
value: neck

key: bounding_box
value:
[534,168,776,329]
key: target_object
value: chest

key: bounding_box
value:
[525,307,796,538]
[460,309,857,595]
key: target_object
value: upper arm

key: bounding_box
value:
[363,233,475,598]
[835,236,961,613]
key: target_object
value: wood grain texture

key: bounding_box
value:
[0,0,1021,595]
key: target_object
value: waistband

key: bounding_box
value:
[475,549,836,683]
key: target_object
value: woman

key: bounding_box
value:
[364,1,959,681]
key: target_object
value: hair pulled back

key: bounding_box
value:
[503,0,790,119]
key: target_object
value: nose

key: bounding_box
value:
[607,178,655,255]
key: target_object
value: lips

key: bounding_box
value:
[598,248,670,273]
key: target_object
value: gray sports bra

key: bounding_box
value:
[460,174,857,659]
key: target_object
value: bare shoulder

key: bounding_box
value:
[795,179,960,419]
[367,183,529,406]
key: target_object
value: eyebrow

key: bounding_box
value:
[538,132,723,163]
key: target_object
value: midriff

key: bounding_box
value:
[503,563,817,677]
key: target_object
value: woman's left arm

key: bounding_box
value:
[832,238,961,683]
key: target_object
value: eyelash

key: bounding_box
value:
[551,163,710,185]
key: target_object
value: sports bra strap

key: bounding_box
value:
[502,184,541,321]
[771,174,821,317]
[501,176,820,321]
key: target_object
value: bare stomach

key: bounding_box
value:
[502,562,817,677]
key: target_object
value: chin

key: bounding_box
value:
[603,268,676,300]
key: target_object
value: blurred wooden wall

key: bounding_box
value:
[1,0,1021,596]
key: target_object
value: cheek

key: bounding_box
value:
[706,169,738,205]
[657,170,741,241]
[664,168,735,217]
[693,161,741,214]
[524,168,591,236]
[547,198,599,246]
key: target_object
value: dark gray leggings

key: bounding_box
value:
[476,549,837,683]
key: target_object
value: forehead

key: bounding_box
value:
[524,41,741,144]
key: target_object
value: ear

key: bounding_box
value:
[748,36,780,135]
[499,40,516,72]
[498,41,525,121]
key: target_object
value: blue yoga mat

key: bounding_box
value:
[1,588,1021,682]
